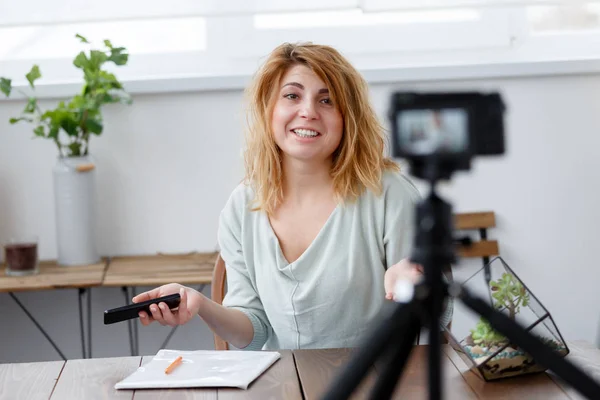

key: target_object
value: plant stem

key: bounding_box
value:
[55,139,63,157]
[508,299,516,320]
[80,109,90,156]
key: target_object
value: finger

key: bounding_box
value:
[384,271,397,296]
[132,287,162,303]
[149,304,167,325]
[412,270,424,283]
[138,311,153,326]
[177,288,189,322]
[159,302,178,326]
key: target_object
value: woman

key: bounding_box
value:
[133,42,453,350]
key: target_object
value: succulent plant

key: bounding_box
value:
[470,272,530,346]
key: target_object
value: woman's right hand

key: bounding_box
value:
[132,283,204,327]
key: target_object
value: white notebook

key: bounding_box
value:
[115,349,281,390]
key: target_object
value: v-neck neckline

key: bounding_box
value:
[264,204,340,266]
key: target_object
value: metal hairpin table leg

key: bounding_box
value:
[9,292,67,361]
[122,286,136,356]
[78,288,86,358]
[78,288,93,359]
[87,287,92,358]
[131,287,138,356]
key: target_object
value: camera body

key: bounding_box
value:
[389,91,506,180]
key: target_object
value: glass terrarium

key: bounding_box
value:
[444,256,569,381]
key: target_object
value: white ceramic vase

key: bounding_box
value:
[53,155,100,266]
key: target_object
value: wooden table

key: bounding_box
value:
[1,252,218,361]
[102,252,217,287]
[102,252,218,356]
[0,259,107,360]
[2,342,599,400]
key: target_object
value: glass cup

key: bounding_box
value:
[4,235,39,276]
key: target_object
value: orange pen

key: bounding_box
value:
[164,356,183,374]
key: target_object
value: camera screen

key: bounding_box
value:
[396,108,468,156]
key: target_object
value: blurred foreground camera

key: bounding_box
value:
[389,91,506,181]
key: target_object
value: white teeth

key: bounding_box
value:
[293,129,319,137]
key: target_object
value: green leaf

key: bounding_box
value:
[76,34,89,43]
[24,97,37,114]
[73,52,89,69]
[48,126,59,139]
[108,47,128,66]
[68,142,82,156]
[89,50,108,70]
[25,65,41,89]
[0,77,11,96]
[9,117,31,124]
[98,71,122,89]
[85,117,103,134]
[61,116,80,136]
[104,39,113,49]
[68,94,87,109]
[33,126,45,137]
[42,108,80,136]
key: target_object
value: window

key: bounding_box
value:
[0,1,598,92]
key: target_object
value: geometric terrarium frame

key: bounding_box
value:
[443,256,569,381]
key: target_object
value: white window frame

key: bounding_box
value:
[2,1,600,99]
[211,11,512,59]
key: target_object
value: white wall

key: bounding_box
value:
[1,72,600,363]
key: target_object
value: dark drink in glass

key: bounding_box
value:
[4,236,39,276]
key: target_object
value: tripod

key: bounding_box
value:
[321,183,600,400]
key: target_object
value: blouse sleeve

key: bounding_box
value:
[381,172,453,329]
[382,172,420,269]
[217,189,271,350]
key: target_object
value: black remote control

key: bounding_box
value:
[103,293,181,325]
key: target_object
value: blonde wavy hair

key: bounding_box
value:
[243,42,399,215]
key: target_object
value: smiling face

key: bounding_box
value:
[271,64,344,165]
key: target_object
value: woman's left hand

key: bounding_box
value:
[384,258,424,300]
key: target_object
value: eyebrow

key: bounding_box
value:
[282,82,329,94]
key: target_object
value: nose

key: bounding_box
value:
[298,100,318,120]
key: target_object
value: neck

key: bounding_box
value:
[281,157,334,205]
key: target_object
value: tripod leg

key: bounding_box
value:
[368,307,421,400]
[456,285,600,400]
[321,300,419,400]
[427,288,444,400]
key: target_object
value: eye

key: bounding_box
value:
[284,93,299,100]
[320,98,333,106]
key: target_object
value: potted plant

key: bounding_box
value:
[444,257,569,381]
[1,34,132,266]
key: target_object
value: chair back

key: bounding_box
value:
[211,253,229,350]
[454,211,499,267]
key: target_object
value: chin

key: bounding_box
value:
[288,152,331,164]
